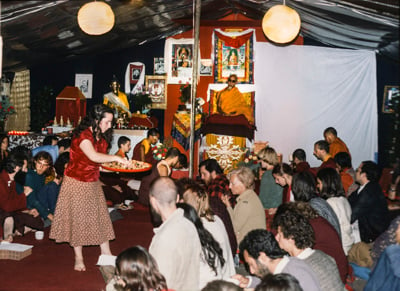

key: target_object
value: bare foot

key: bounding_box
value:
[74,257,86,271]
[5,234,13,243]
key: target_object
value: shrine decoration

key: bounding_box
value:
[213,29,255,84]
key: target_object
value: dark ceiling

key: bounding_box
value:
[1,0,399,72]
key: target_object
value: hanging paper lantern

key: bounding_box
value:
[262,5,301,44]
[77,1,115,35]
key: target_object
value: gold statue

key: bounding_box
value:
[103,75,131,117]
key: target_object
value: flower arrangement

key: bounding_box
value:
[242,150,259,165]
[0,96,16,121]
[179,82,191,104]
[152,143,169,161]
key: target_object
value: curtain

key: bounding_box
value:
[6,70,30,131]
[254,43,377,168]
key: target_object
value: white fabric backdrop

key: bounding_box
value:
[254,43,377,168]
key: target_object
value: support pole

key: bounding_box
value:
[189,0,201,178]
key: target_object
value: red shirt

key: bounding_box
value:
[0,170,27,212]
[65,128,108,182]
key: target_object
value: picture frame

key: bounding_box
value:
[75,74,93,99]
[164,38,195,84]
[200,59,213,76]
[146,75,167,109]
[382,85,399,113]
[154,57,165,75]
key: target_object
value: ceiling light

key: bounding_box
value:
[262,3,301,44]
[77,1,115,35]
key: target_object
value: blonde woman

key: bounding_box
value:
[222,167,266,243]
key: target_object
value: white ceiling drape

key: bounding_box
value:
[254,43,377,168]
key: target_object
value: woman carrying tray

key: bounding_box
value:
[50,104,129,271]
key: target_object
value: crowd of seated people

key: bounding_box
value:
[0,135,71,241]
[3,125,400,291]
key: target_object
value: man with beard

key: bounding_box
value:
[233,229,321,290]
[148,177,201,291]
[199,159,237,255]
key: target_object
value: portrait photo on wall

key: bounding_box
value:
[154,57,165,75]
[213,28,255,84]
[145,75,167,109]
[200,59,213,76]
[164,38,196,84]
[75,73,93,99]
[382,85,399,113]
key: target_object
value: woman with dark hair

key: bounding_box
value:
[177,202,226,289]
[0,134,9,166]
[292,171,341,238]
[50,104,129,271]
[334,151,357,196]
[316,167,354,255]
[182,183,235,282]
[272,163,294,203]
[106,245,168,291]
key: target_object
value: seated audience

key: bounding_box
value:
[235,229,321,290]
[273,210,344,290]
[291,148,311,175]
[272,163,294,203]
[177,202,227,289]
[182,184,235,279]
[0,152,43,241]
[257,147,283,219]
[316,167,354,254]
[323,127,350,158]
[138,147,180,206]
[37,152,70,215]
[221,167,266,244]
[131,127,159,165]
[348,161,389,244]
[292,171,341,237]
[106,245,168,291]
[115,136,131,158]
[255,273,303,291]
[25,151,54,224]
[334,151,358,196]
[312,140,336,174]
[148,177,201,290]
[199,159,237,255]
[276,201,348,283]
[364,222,400,291]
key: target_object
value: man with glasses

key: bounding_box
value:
[216,74,253,123]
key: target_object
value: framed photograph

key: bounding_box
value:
[382,85,399,113]
[200,59,213,76]
[75,74,93,99]
[164,38,195,84]
[146,75,167,109]
[154,57,165,75]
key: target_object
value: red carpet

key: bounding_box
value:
[0,204,153,291]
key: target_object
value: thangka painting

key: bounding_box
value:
[213,29,255,84]
[165,38,196,84]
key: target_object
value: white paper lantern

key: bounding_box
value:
[78,1,115,35]
[262,5,301,44]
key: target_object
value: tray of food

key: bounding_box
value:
[101,160,152,173]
